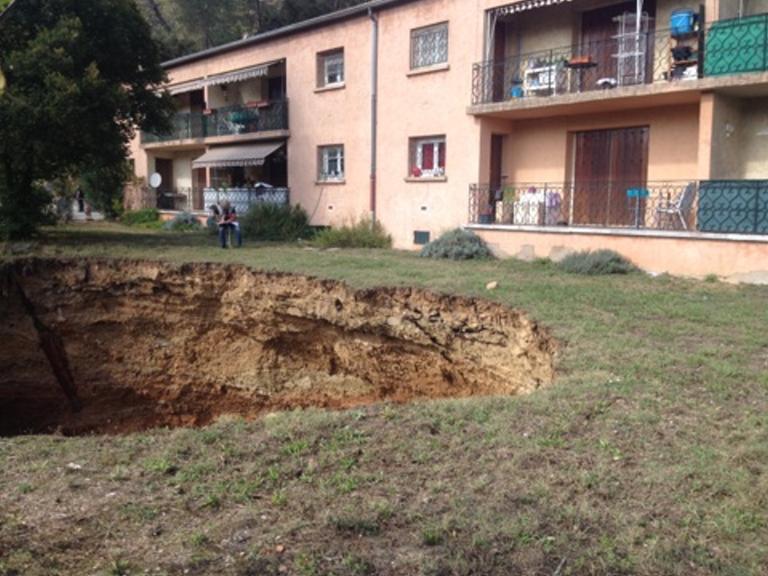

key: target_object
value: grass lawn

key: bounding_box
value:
[1,223,767,576]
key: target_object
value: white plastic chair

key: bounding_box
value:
[656,182,696,230]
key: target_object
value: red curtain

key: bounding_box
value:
[422,144,434,170]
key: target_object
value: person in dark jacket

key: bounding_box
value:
[217,200,242,249]
[75,187,85,213]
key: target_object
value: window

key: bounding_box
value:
[413,231,431,245]
[317,49,345,87]
[410,23,448,69]
[318,145,345,181]
[409,136,446,178]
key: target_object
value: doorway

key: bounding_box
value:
[487,134,505,222]
[192,167,206,211]
[154,158,173,191]
[572,126,649,226]
[490,134,504,190]
[154,157,174,210]
[579,1,656,88]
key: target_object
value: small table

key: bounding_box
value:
[565,56,597,93]
[626,187,650,228]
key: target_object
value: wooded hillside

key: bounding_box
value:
[135,0,371,59]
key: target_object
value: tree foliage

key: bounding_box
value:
[0,0,173,238]
[80,162,132,219]
[134,0,371,57]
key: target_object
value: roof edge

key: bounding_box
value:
[163,0,416,70]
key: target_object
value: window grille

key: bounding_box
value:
[411,23,448,69]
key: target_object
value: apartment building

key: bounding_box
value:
[129,0,768,279]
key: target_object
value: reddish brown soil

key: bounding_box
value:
[0,258,556,435]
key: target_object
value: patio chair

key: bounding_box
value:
[655,182,696,230]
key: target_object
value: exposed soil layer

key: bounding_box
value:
[0,258,555,435]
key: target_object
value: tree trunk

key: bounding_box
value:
[144,0,172,32]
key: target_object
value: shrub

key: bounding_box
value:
[79,161,131,219]
[205,216,219,236]
[121,208,160,227]
[0,181,53,240]
[420,228,494,260]
[557,249,636,275]
[313,217,392,249]
[239,203,310,241]
[163,211,202,232]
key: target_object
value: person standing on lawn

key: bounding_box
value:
[218,200,242,249]
[74,187,85,213]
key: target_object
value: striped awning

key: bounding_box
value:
[192,142,284,169]
[166,62,275,95]
[493,0,573,17]
[168,79,205,95]
[205,64,270,87]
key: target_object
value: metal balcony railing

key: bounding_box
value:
[471,13,768,106]
[154,186,290,214]
[142,100,289,143]
[156,187,196,211]
[704,13,768,76]
[471,28,698,105]
[468,180,768,235]
[203,187,290,216]
[205,100,289,138]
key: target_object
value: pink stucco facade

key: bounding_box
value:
[130,0,768,281]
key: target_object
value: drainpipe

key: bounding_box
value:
[369,7,379,223]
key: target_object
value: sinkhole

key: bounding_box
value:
[0,258,556,436]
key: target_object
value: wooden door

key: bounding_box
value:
[580,2,635,82]
[580,2,656,87]
[572,127,649,226]
[492,19,507,102]
[192,167,207,211]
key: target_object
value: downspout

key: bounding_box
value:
[369,7,379,223]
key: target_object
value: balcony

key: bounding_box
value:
[471,14,768,112]
[155,186,290,213]
[202,187,289,215]
[471,28,699,107]
[142,100,289,145]
[468,181,768,236]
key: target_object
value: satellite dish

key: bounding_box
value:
[149,173,162,189]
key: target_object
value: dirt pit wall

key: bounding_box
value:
[0,258,556,435]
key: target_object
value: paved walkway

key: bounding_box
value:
[70,202,104,222]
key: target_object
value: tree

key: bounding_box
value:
[80,162,132,219]
[172,0,244,49]
[0,0,173,239]
[131,0,371,59]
